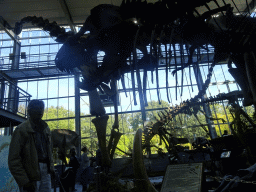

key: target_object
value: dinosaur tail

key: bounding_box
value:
[14,16,70,43]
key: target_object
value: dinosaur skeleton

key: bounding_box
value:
[13,0,256,190]
[141,90,255,158]
[14,1,256,108]
[12,1,245,103]
[133,91,254,190]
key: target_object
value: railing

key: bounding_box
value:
[0,74,31,118]
[0,45,216,71]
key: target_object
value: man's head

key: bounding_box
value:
[27,100,45,123]
[70,148,77,156]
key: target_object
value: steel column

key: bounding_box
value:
[0,16,21,44]
[0,80,4,109]
[243,0,256,13]
[4,24,21,135]
[193,65,217,139]
[74,74,81,158]
[57,0,77,33]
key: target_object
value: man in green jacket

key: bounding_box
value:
[8,100,55,192]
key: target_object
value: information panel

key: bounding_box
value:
[160,163,203,192]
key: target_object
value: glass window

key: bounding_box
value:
[21,39,30,46]
[30,46,39,55]
[39,55,48,62]
[48,99,58,109]
[50,44,59,53]
[2,33,11,40]
[59,78,68,97]
[80,96,89,115]
[68,78,75,96]
[49,37,57,44]
[58,98,69,117]
[30,38,40,45]
[48,79,58,98]
[27,81,38,99]
[32,30,40,37]
[0,48,12,56]
[2,40,13,47]
[37,80,48,99]
[40,45,50,54]
[68,97,75,116]
[17,81,29,93]
[21,31,29,38]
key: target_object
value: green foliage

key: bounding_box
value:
[43,106,75,131]
[128,100,170,131]
[115,134,133,157]
[149,135,169,154]
[39,101,253,159]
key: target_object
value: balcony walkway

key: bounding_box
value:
[0,108,26,127]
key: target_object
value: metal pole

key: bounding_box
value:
[74,74,81,158]
[193,64,217,139]
[5,33,21,135]
[0,80,4,109]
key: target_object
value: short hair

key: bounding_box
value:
[27,100,45,113]
[70,148,76,155]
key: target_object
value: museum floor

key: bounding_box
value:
[51,183,83,192]
[8,183,83,192]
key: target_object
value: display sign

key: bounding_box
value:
[160,163,203,192]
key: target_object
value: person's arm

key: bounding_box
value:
[8,127,30,187]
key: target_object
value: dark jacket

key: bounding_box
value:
[8,119,54,187]
[69,156,80,171]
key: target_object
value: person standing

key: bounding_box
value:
[222,130,229,137]
[69,148,80,192]
[79,146,90,191]
[8,99,55,192]
[80,147,90,169]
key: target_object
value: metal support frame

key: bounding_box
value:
[57,0,80,155]
[243,0,256,13]
[58,0,77,33]
[193,65,217,139]
[2,17,21,135]
[0,16,21,44]
[74,74,81,158]
[0,80,4,109]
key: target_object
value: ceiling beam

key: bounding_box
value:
[0,16,20,44]
[57,0,77,33]
[242,0,256,14]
